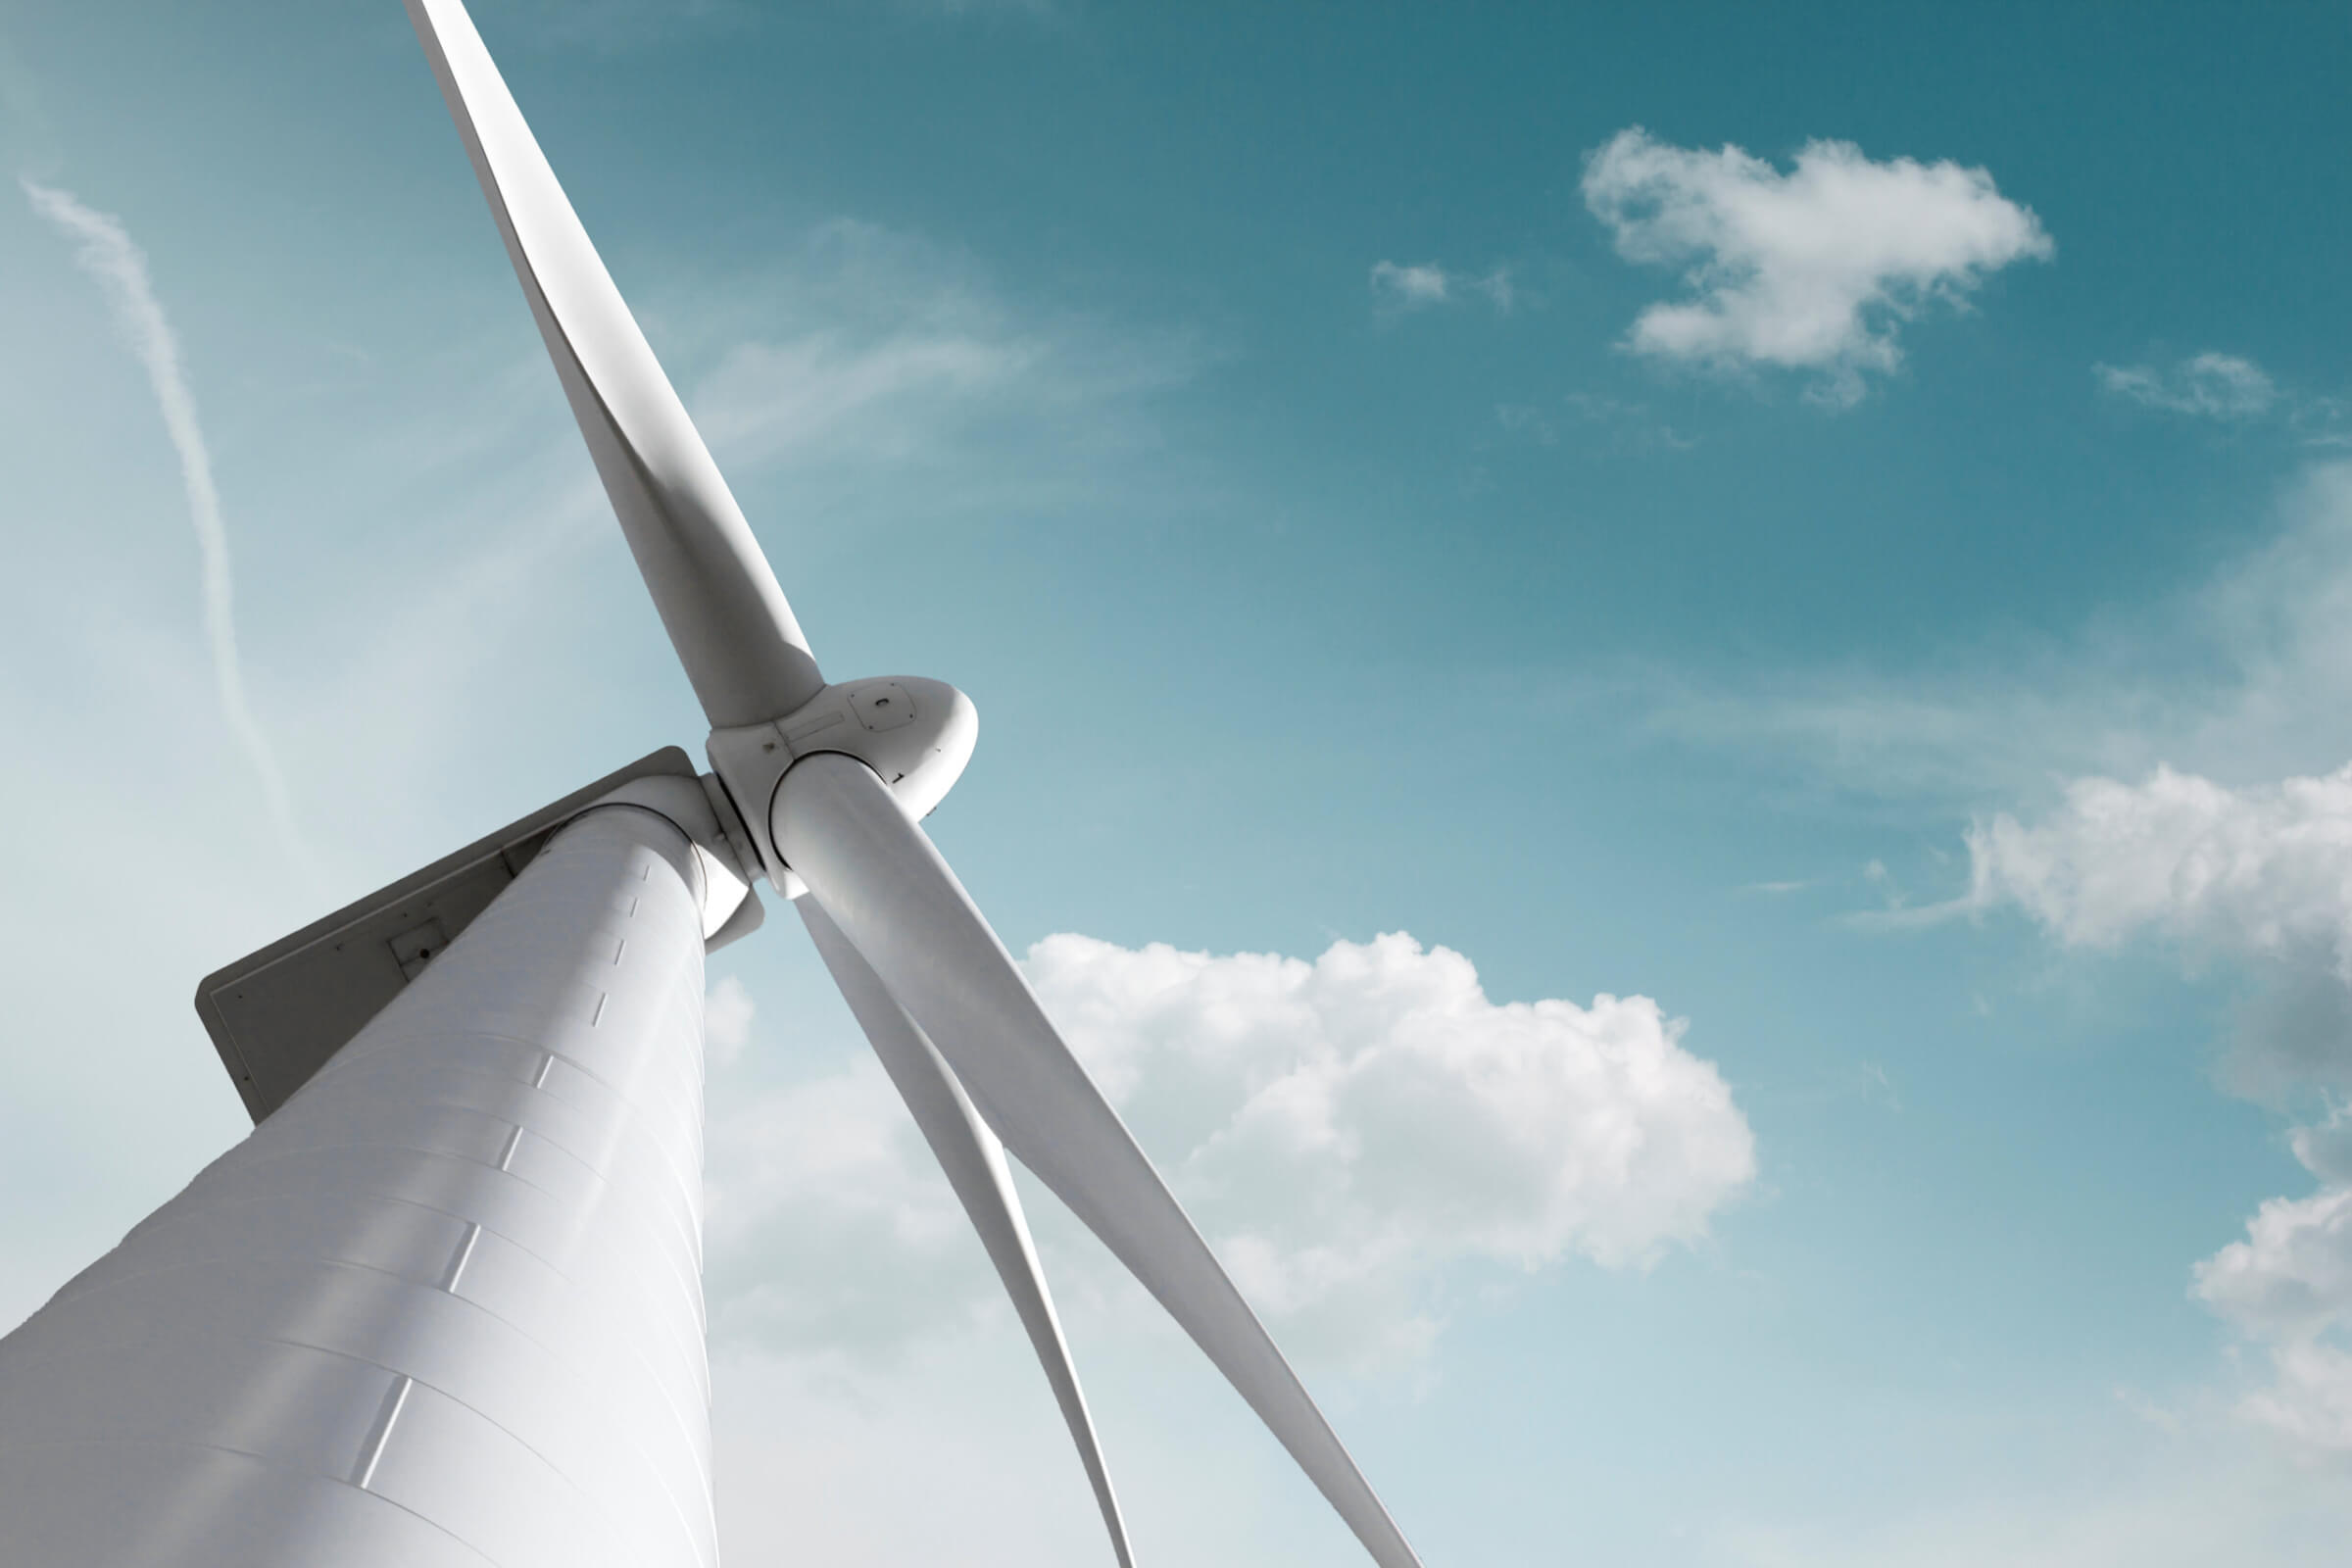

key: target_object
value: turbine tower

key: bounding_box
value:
[0,5,1427,1565]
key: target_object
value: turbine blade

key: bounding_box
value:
[404,0,824,727]
[797,896,1137,1568]
[771,754,1423,1568]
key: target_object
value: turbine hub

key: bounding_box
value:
[705,676,978,893]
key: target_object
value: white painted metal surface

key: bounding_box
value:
[405,0,825,726]
[706,673,979,888]
[0,807,717,1567]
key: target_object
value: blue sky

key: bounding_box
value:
[5,2,2352,1563]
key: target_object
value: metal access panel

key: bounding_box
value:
[194,747,701,1123]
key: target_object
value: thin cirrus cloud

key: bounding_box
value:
[1961,760,2352,1455]
[1581,126,2052,406]
[676,220,1205,520]
[1641,464,2352,811]
[705,930,1753,1370]
[23,178,314,881]
[2097,353,2279,419]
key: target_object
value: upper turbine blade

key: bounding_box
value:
[771,754,1424,1568]
[405,0,825,727]
[797,896,1137,1568]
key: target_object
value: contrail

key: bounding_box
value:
[25,178,313,876]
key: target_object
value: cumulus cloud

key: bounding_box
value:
[2194,1119,2352,1454]
[707,974,757,1067]
[2196,1159,2352,1347]
[706,1052,992,1359]
[1032,933,1752,1325]
[1963,764,2352,956]
[1962,763,2352,1090]
[1961,760,2352,1454]
[1369,260,1513,315]
[2098,354,2278,419]
[24,179,311,877]
[1581,127,2051,405]
[707,931,1753,1368]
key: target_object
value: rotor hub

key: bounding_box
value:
[705,675,978,892]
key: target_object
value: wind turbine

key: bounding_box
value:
[0,2,1427,1565]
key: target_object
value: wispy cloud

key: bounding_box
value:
[1369,259,1513,316]
[1495,392,1695,454]
[1371,260,1450,309]
[654,220,1204,527]
[24,179,312,879]
[1640,463,2352,808]
[505,0,1054,53]
[1582,127,2052,406]
[2095,352,2350,446]
[2098,353,2278,419]
[498,0,757,49]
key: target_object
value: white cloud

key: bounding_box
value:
[1581,126,2051,405]
[706,1051,989,1361]
[1624,456,2352,1471]
[668,220,1201,522]
[1962,763,2352,957]
[706,931,1753,1369]
[707,974,757,1066]
[694,331,1031,462]
[24,179,312,881]
[1961,762,2352,1090]
[1495,393,1694,454]
[1032,932,1752,1329]
[1639,464,2352,808]
[2194,1120,2352,1455]
[1643,457,2352,1467]
[1958,761,2352,1455]
[2098,354,2278,418]
[2196,1155,2352,1347]
[1369,260,1513,315]
[1370,261,1451,310]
